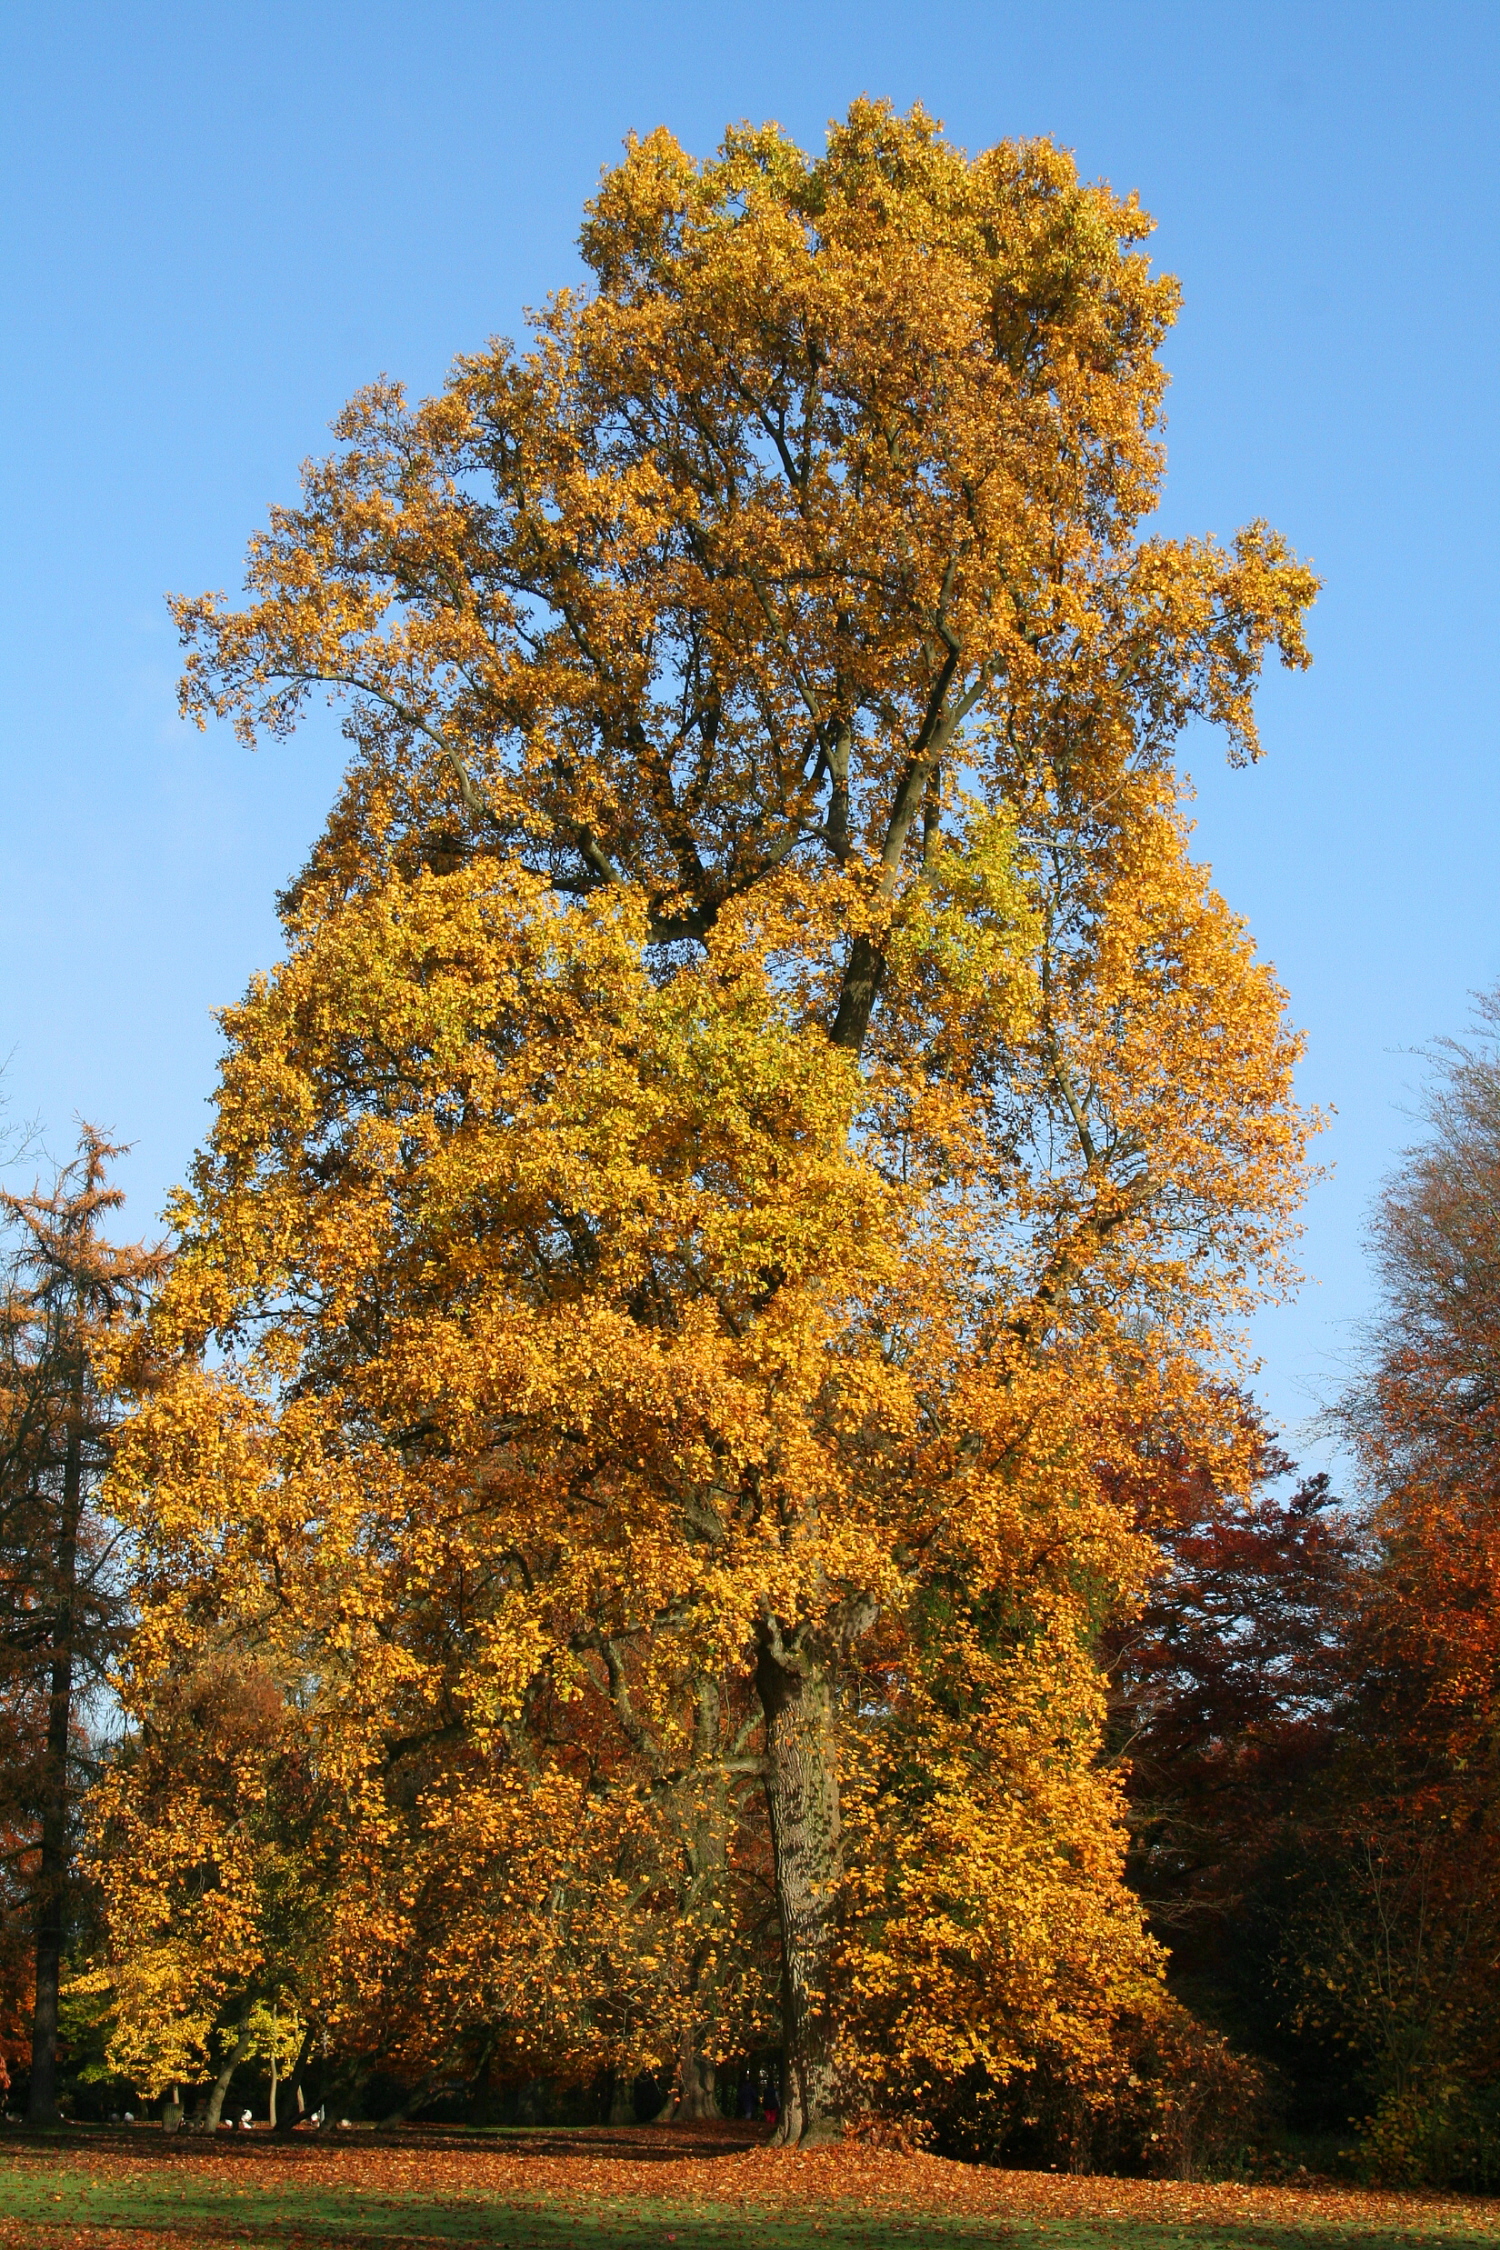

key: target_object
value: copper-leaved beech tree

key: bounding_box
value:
[1287,991,1500,2182]
[103,104,1316,2141]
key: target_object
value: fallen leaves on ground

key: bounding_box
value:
[1,2124,1497,2245]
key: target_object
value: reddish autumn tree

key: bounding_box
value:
[1296,990,1500,2178]
[1109,1426,1357,1952]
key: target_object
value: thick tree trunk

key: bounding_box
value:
[756,1632,844,2146]
[644,2074,678,2124]
[27,1415,82,2127]
[273,2023,317,2135]
[382,2061,464,2127]
[675,2025,717,2121]
[606,2071,635,2126]
[829,932,886,1055]
[669,1683,729,2126]
[204,2022,254,2131]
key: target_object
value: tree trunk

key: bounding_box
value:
[381,2067,447,2127]
[268,2050,277,2130]
[777,2064,805,2147]
[829,931,886,1055]
[273,2022,317,2135]
[606,2071,635,2126]
[27,1412,82,2127]
[756,1632,844,2146]
[204,2022,254,2132]
[675,2025,717,2121]
[665,1681,729,2126]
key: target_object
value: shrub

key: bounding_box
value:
[931,2003,1271,2180]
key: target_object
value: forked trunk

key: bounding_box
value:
[204,2021,254,2131]
[756,1633,843,2146]
[273,2023,317,2135]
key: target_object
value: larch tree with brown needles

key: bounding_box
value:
[0,1131,164,2123]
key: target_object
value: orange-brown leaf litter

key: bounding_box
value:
[1,2124,1497,2246]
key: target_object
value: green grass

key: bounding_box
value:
[0,2158,896,2247]
[0,2134,1490,2250]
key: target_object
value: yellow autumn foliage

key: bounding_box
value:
[91,100,1317,2136]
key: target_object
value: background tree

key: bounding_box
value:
[80,1655,331,2128]
[1296,992,1500,2181]
[1104,1419,1359,2122]
[1093,996,1500,2184]
[0,1131,164,2122]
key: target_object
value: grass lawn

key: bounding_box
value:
[0,2123,1495,2250]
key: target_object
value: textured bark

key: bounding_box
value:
[775,2066,806,2148]
[670,1681,729,2126]
[26,1411,81,2127]
[675,2025,717,2121]
[757,1633,844,2145]
[829,933,885,1056]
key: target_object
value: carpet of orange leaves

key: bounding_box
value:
[2,2123,1499,2244]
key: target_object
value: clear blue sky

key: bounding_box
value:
[3,1,1497,1468]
